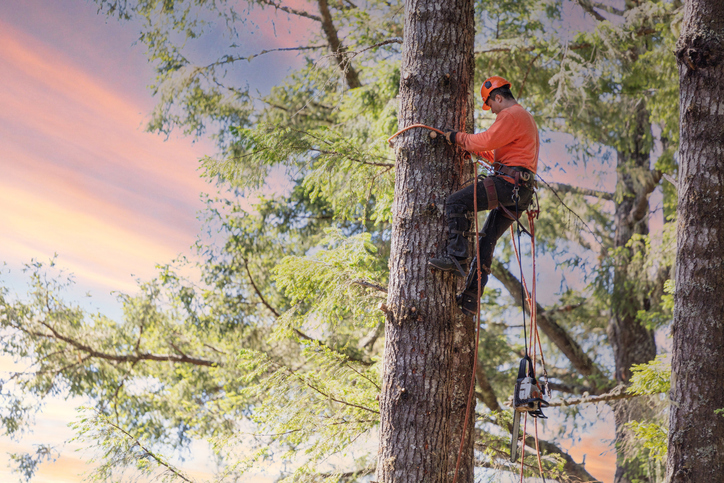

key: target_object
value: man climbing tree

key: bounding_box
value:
[429,76,539,315]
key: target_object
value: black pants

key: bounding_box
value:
[445,175,534,292]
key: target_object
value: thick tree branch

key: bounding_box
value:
[530,437,601,482]
[574,0,608,21]
[475,420,599,482]
[475,363,502,412]
[30,321,218,367]
[627,169,663,224]
[590,1,624,16]
[547,384,641,407]
[351,279,388,293]
[317,0,362,89]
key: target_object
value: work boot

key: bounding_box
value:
[457,271,489,316]
[428,256,468,277]
[457,290,478,316]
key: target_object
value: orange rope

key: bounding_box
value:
[386,123,446,144]
[452,160,482,483]
[511,206,548,482]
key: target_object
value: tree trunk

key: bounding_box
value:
[667,2,724,481]
[375,0,475,481]
[608,99,658,483]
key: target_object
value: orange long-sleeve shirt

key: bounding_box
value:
[455,104,539,174]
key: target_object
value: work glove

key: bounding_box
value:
[444,130,458,145]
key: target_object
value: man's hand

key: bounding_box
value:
[444,131,457,145]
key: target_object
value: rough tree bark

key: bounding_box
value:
[375,0,476,481]
[667,1,724,481]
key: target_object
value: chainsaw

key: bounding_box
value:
[510,355,549,462]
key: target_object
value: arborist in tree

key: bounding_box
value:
[428,76,540,315]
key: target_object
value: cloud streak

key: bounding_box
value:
[0,20,211,292]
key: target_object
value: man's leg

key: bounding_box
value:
[428,178,489,276]
[457,177,534,314]
[457,207,516,315]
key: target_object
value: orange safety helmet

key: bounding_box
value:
[480,76,512,110]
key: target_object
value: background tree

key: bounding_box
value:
[666,0,724,480]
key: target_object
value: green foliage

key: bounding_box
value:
[628,355,671,396]
[627,421,668,465]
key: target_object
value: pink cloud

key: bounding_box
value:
[0,20,212,291]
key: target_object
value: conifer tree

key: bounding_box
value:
[667,0,724,480]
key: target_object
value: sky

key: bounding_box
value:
[0,0,625,481]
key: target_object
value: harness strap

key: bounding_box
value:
[493,162,534,181]
[483,177,498,210]
[450,229,477,237]
[451,255,467,279]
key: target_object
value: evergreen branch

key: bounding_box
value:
[351,279,388,293]
[292,328,374,366]
[243,257,280,317]
[204,45,325,67]
[257,0,322,22]
[346,38,403,58]
[285,367,379,414]
[546,384,642,407]
[292,128,395,167]
[311,148,395,167]
[545,181,614,201]
[344,361,381,391]
[23,320,218,367]
[476,43,592,55]
[100,418,193,482]
[518,52,543,98]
